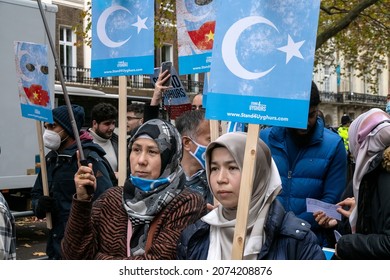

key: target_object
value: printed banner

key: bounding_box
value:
[206,0,321,129]
[150,66,192,120]
[14,41,53,122]
[176,0,216,74]
[91,0,154,77]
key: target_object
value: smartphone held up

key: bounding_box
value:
[161,61,172,87]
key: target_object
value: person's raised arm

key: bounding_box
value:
[151,69,171,106]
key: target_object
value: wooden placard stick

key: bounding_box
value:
[210,119,221,206]
[210,119,220,142]
[35,121,52,229]
[231,123,260,259]
[117,76,128,187]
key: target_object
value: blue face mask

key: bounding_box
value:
[189,138,207,169]
[386,101,390,114]
[130,175,169,192]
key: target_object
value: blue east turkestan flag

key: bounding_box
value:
[91,0,154,77]
[206,0,321,129]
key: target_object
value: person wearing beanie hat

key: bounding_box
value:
[61,119,207,260]
[260,81,348,248]
[31,104,113,259]
[52,105,84,139]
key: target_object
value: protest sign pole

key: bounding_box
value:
[210,120,220,141]
[231,123,260,259]
[36,0,86,163]
[117,76,127,187]
[35,121,52,229]
[210,119,221,206]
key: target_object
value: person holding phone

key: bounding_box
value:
[161,61,172,87]
[127,65,172,138]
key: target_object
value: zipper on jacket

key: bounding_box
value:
[288,170,292,179]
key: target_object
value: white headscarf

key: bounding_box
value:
[348,108,390,232]
[201,132,282,260]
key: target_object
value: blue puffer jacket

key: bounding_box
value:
[31,132,113,259]
[177,200,325,260]
[260,118,347,246]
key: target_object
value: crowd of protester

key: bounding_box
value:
[3,77,390,260]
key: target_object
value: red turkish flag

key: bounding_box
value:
[187,21,216,50]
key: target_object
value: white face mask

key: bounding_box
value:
[43,130,64,151]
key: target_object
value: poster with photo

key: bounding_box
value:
[14,41,53,122]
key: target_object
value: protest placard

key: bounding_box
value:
[91,0,154,77]
[150,66,192,120]
[176,0,216,74]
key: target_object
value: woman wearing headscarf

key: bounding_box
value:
[177,132,325,260]
[61,119,207,259]
[333,108,390,259]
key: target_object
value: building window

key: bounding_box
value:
[376,69,382,95]
[324,65,330,93]
[161,44,172,63]
[186,73,200,93]
[59,26,76,81]
[348,65,353,93]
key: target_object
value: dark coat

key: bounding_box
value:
[337,153,390,259]
[177,200,326,260]
[31,135,113,259]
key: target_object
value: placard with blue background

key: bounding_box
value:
[14,41,53,123]
[206,0,320,129]
[176,0,216,75]
[91,0,154,78]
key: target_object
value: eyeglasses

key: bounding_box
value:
[127,116,142,120]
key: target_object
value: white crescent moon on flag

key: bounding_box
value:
[97,5,131,48]
[222,16,278,80]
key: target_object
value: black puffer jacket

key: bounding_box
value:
[177,199,325,260]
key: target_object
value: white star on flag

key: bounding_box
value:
[132,16,148,34]
[277,35,305,64]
